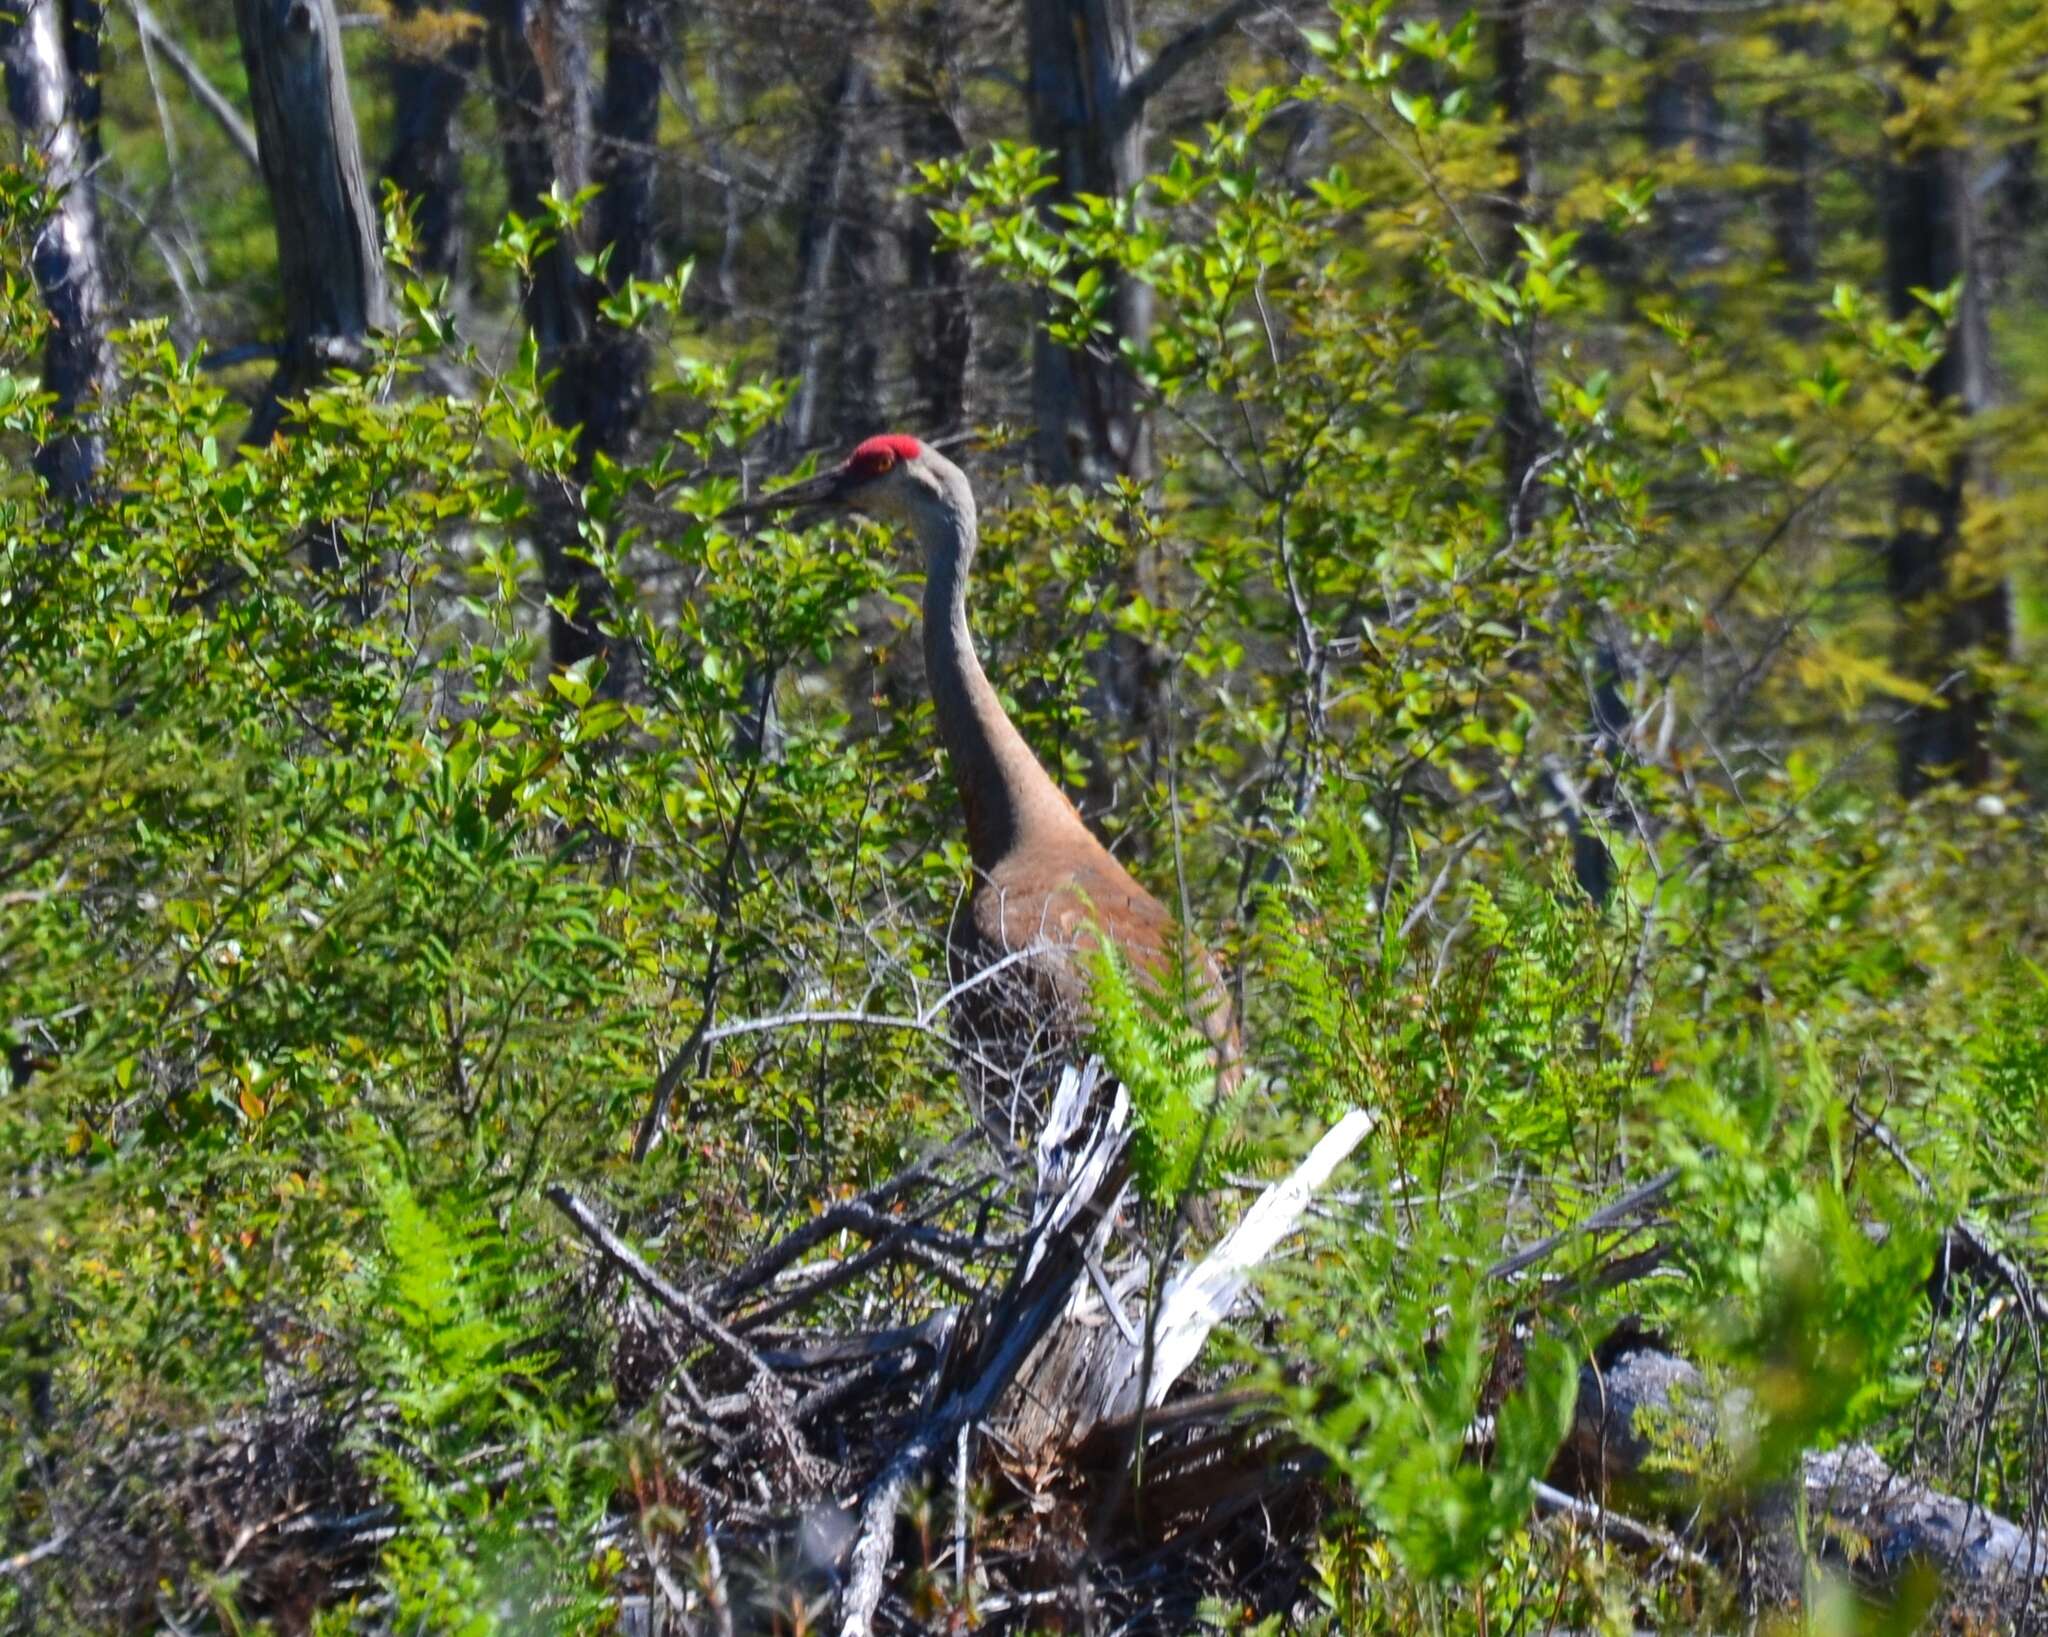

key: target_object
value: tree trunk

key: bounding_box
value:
[3,0,114,498]
[778,59,875,453]
[904,5,970,433]
[382,1,480,278]
[1882,7,2006,795]
[581,0,665,469]
[595,0,663,291]
[1760,20,1817,320]
[487,0,651,686]
[1022,0,1151,486]
[1642,4,1723,276]
[1019,0,1259,802]
[233,0,390,449]
[61,0,100,163]
[1493,0,1539,540]
[487,0,593,375]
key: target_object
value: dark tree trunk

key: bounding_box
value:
[60,0,99,163]
[1642,5,1723,275]
[1760,20,1817,315]
[382,1,480,278]
[1018,0,1261,484]
[487,0,663,687]
[595,0,663,291]
[582,0,665,465]
[1023,0,1152,805]
[487,0,607,677]
[1882,9,2006,795]
[1493,0,1540,540]
[1023,0,1151,486]
[904,4,970,433]
[1494,0,1612,904]
[3,0,114,498]
[778,59,874,452]
[233,0,390,449]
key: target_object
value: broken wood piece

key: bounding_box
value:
[1002,1106,1377,1453]
[1110,1107,1378,1424]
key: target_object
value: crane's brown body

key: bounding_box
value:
[753,434,1240,1118]
[950,800,1239,1094]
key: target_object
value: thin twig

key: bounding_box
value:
[1851,1107,2048,1327]
[1530,1481,1708,1568]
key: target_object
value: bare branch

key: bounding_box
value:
[545,1185,776,1383]
[127,0,260,169]
[1125,0,1269,112]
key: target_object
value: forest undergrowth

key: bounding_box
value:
[3,5,2047,1633]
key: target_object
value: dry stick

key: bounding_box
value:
[706,1140,979,1310]
[0,1528,71,1579]
[699,1510,735,1637]
[636,945,1047,1161]
[545,1186,775,1384]
[1484,1166,1682,1284]
[1530,1481,1708,1568]
[737,1223,984,1330]
[126,0,261,168]
[1851,1105,2048,1328]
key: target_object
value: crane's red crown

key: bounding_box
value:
[843,434,925,479]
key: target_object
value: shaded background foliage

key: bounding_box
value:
[1,0,2045,1630]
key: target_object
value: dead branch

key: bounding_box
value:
[545,1184,777,1384]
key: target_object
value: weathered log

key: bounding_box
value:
[1566,1343,2046,1604]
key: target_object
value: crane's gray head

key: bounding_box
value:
[730,434,963,531]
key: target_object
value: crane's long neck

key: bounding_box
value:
[914,464,1077,869]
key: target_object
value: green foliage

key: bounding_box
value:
[352,1148,616,1634]
[1276,1219,1580,1587]
[1660,1048,1939,1479]
[1086,939,1245,1216]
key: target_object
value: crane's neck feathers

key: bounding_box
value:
[906,450,1084,869]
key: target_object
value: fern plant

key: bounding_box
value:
[1087,938,1249,1219]
[349,1135,617,1634]
[1272,1198,1580,1587]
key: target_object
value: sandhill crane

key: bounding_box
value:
[743,434,1241,1127]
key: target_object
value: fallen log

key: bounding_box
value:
[1566,1342,2047,1609]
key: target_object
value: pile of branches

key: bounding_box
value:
[568,1062,1376,1636]
[12,1067,2044,1633]
[554,1069,2046,1634]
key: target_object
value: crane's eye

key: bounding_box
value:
[847,448,896,480]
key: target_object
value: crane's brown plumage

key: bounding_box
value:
[747,435,1240,1121]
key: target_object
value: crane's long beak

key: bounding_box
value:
[721,464,853,521]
